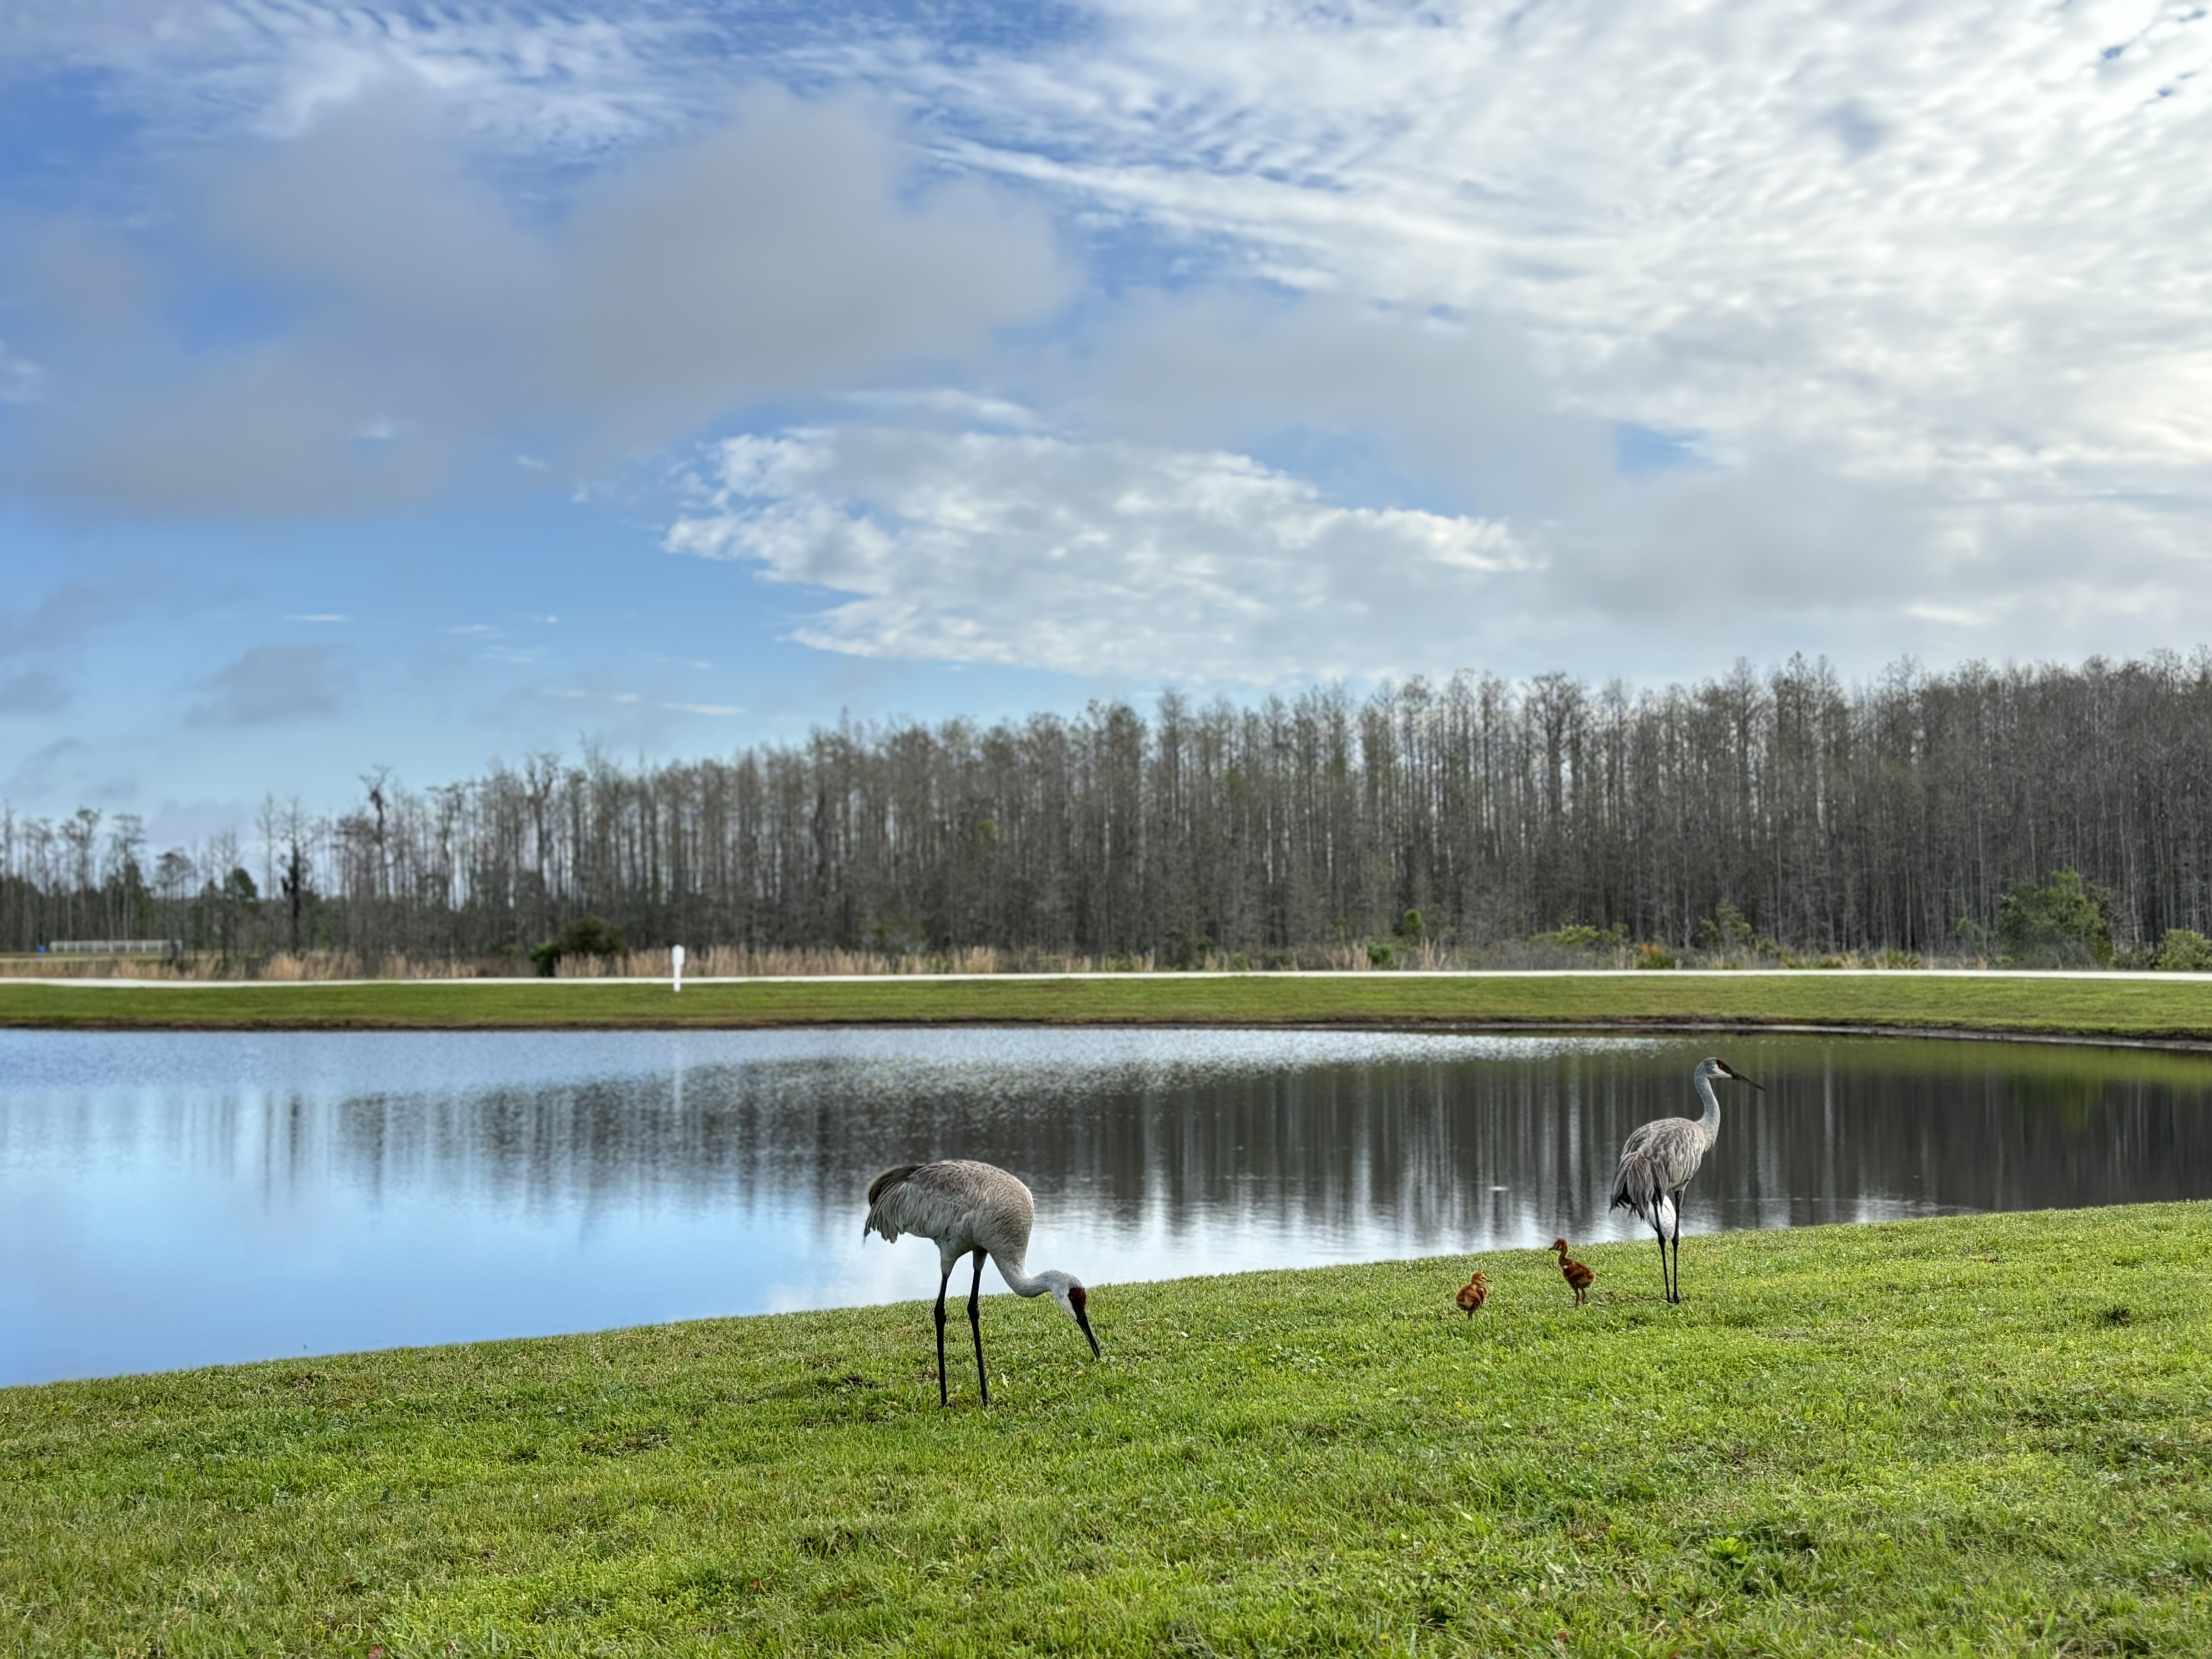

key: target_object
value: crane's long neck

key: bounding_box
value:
[1694,1071,1722,1140]
[989,1249,1053,1299]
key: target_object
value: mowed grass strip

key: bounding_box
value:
[7,970,2212,1040]
[4,1205,2209,1656]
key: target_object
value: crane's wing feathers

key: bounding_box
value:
[1617,1121,1658,1158]
[863,1159,1035,1254]
[1610,1116,1705,1217]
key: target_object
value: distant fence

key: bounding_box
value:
[45,940,179,955]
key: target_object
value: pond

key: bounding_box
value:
[2,1026,2209,1386]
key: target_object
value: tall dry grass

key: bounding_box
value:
[0,950,489,981]
[0,942,1988,981]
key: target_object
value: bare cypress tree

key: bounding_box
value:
[9,651,2212,965]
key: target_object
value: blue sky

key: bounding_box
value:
[4,0,2210,840]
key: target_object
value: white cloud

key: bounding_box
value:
[849,0,2212,675]
[667,425,1529,678]
[0,341,43,403]
[17,0,2212,680]
[666,410,2212,682]
[10,83,1066,513]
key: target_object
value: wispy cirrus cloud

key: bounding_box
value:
[0,1,708,149]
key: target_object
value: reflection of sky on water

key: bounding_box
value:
[2,1027,2209,1386]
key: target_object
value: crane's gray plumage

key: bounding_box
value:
[1609,1056,1762,1303]
[864,1158,1099,1406]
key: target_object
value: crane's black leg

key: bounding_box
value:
[968,1249,990,1407]
[1669,1194,1685,1304]
[934,1265,953,1407]
[1652,1219,1669,1302]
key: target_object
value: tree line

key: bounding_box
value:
[6,652,2212,968]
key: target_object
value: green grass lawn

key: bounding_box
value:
[6,969,2212,1042]
[5,1204,2209,1655]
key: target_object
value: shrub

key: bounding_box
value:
[1162,923,1214,971]
[531,914,629,976]
[1997,869,2114,967]
[2156,927,2212,971]
[1635,942,1677,970]
[868,912,927,961]
[1366,941,1396,969]
[1693,902,1755,952]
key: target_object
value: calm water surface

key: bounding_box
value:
[3,1027,2209,1386]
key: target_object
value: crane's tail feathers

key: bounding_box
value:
[864,1164,924,1240]
[867,1165,922,1207]
[1609,1153,1673,1228]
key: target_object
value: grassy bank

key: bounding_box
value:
[5,969,2212,1043]
[5,1205,2209,1655]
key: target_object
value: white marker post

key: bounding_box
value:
[672,943,685,993]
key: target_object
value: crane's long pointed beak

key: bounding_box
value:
[1076,1306,1101,1358]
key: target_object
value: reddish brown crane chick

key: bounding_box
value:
[1455,1269,1491,1317]
[1551,1238,1596,1305]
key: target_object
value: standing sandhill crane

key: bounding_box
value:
[863,1159,1100,1407]
[1551,1238,1595,1304]
[1609,1055,1763,1304]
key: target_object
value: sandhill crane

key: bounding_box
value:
[1609,1055,1762,1303]
[1455,1269,1490,1317]
[863,1159,1100,1407]
[1551,1238,1595,1305]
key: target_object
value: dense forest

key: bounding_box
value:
[6,653,2212,969]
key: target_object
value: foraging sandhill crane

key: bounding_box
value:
[1609,1055,1763,1304]
[1551,1238,1595,1304]
[1455,1269,1491,1317]
[863,1159,1100,1407]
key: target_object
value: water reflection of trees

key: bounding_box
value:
[293,1042,2212,1249]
